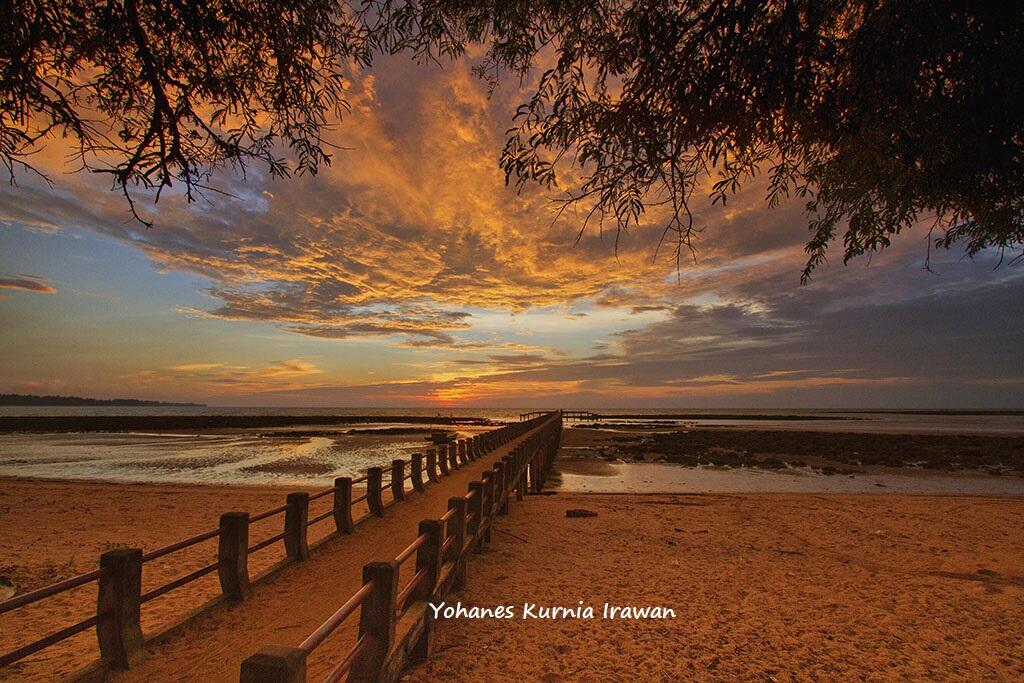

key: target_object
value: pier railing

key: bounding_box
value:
[239,411,563,683]
[0,415,554,673]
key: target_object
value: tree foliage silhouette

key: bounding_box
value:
[3,0,1022,277]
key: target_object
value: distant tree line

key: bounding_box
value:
[0,393,203,406]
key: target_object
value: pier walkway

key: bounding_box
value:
[103,425,549,682]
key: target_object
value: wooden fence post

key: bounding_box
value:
[367,467,385,516]
[447,443,459,471]
[284,492,309,561]
[426,448,440,482]
[333,477,355,534]
[515,462,526,501]
[239,645,307,683]
[501,457,513,514]
[415,520,444,602]
[218,512,250,601]
[438,447,450,476]
[410,453,425,492]
[410,520,445,663]
[467,482,483,551]
[96,548,144,669]
[390,459,406,502]
[457,440,468,465]
[481,472,495,546]
[492,464,505,516]
[350,561,399,683]
[446,497,468,589]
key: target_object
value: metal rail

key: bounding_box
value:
[394,533,428,564]
[0,569,101,615]
[299,581,375,654]
[141,560,220,603]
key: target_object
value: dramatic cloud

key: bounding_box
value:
[0,276,56,294]
[1,53,1022,406]
[127,359,324,396]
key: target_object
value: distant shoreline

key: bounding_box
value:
[0,393,204,407]
[0,414,498,433]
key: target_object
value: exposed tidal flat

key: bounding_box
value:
[0,408,1022,490]
[0,427,486,486]
[556,423,1024,496]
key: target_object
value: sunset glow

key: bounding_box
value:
[1,56,1021,408]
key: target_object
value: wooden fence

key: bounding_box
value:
[239,411,563,683]
[0,414,555,674]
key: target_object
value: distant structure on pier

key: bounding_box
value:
[520,410,603,422]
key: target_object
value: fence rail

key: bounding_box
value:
[239,411,563,683]
[0,415,552,673]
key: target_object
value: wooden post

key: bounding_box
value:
[500,458,513,514]
[409,520,444,663]
[239,645,307,683]
[284,492,309,561]
[446,497,468,590]
[218,512,250,601]
[492,463,505,516]
[367,467,385,516]
[410,453,425,492]
[414,520,444,601]
[426,448,440,483]
[457,440,468,465]
[333,477,355,534]
[515,463,526,501]
[447,443,459,471]
[467,482,483,551]
[390,459,406,502]
[96,548,144,669]
[350,561,399,683]
[437,447,450,476]
[481,472,495,546]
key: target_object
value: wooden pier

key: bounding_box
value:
[520,410,602,422]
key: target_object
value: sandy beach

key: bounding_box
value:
[406,490,1024,681]
[2,421,1023,681]
[0,478,354,680]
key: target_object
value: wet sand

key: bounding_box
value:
[0,414,495,433]
[0,429,485,487]
[406,491,1024,681]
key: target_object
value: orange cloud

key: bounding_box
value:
[0,277,56,294]
[128,359,324,396]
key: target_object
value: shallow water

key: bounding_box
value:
[557,462,1024,496]
[566,412,1024,436]
[3,407,1022,435]
[0,424,489,487]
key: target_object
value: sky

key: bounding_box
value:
[1,55,1022,409]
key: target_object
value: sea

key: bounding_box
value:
[0,407,1022,492]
